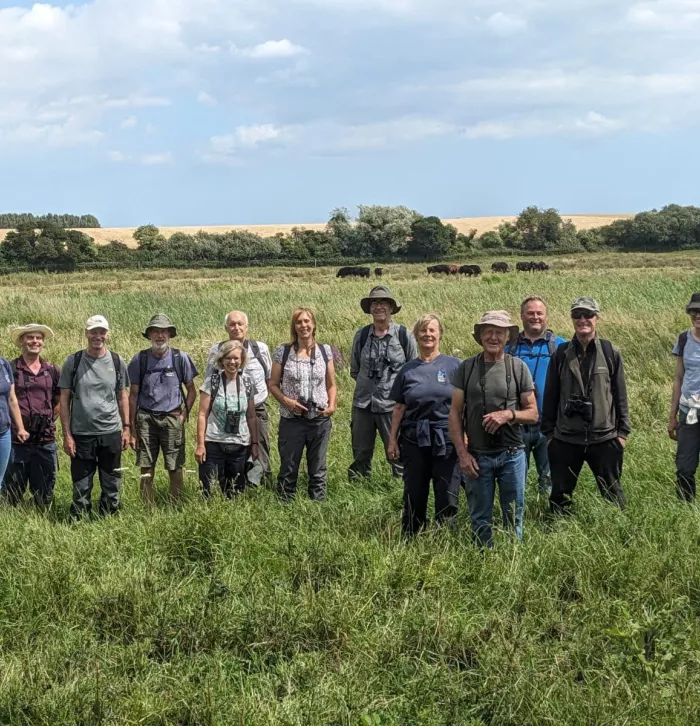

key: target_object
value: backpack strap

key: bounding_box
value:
[248,340,270,380]
[600,339,615,378]
[138,350,148,386]
[207,370,222,418]
[461,355,479,429]
[506,353,521,403]
[70,350,84,395]
[171,348,190,418]
[398,325,410,359]
[359,324,372,352]
[545,331,558,357]
[110,351,122,395]
[677,330,689,358]
[318,343,329,365]
[279,344,293,384]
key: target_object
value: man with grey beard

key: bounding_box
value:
[128,314,198,503]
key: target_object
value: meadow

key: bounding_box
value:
[0,251,698,725]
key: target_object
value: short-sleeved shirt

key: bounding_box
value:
[389,354,461,428]
[200,372,255,445]
[205,340,271,407]
[273,343,332,419]
[673,330,700,412]
[0,357,13,434]
[452,354,534,455]
[11,357,60,443]
[128,349,198,413]
[59,351,130,435]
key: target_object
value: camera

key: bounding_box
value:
[27,413,51,437]
[224,411,241,434]
[564,395,593,421]
[297,398,317,419]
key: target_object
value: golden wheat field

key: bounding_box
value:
[0,213,635,248]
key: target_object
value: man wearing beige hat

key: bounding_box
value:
[59,315,130,517]
[348,285,417,481]
[3,324,60,508]
[128,313,198,503]
[542,297,630,513]
[449,311,538,547]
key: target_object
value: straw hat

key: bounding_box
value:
[10,323,55,348]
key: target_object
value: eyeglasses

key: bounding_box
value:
[571,310,596,320]
[690,311,700,318]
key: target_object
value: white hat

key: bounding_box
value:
[86,315,110,331]
[10,323,55,348]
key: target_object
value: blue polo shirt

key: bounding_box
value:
[506,331,566,422]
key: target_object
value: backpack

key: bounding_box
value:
[218,339,270,380]
[506,330,558,358]
[677,331,689,358]
[358,324,410,362]
[138,348,190,417]
[280,343,329,383]
[460,353,522,427]
[555,339,615,378]
[70,350,122,398]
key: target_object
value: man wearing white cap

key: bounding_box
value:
[3,324,61,508]
[59,315,130,517]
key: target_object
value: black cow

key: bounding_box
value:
[374,267,383,277]
[516,261,533,272]
[337,266,371,278]
[459,264,482,276]
[427,264,458,275]
[491,262,510,273]
[533,261,550,271]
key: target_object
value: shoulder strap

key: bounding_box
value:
[279,344,293,383]
[678,330,689,357]
[171,348,190,418]
[9,359,23,392]
[461,355,479,425]
[70,350,84,394]
[110,351,122,394]
[248,340,270,379]
[398,325,409,359]
[318,343,329,365]
[506,354,521,402]
[139,350,148,385]
[546,331,558,357]
[359,324,372,352]
[556,341,570,374]
[207,370,221,418]
[600,339,615,377]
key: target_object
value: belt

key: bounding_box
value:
[140,408,182,418]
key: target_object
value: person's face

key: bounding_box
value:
[21,332,45,356]
[418,320,441,351]
[571,309,598,336]
[689,311,700,331]
[481,325,508,355]
[148,328,171,351]
[521,300,547,336]
[295,313,314,340]
[223,348,243,375]
[370,299,391,322]
[86,327,108,349]
[225,313,248,341]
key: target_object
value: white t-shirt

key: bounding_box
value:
[200,372,256,445]
[206,340,271,407]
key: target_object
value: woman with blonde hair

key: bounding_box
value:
[268,307,337,501]
[195,340,258,498]
[388,313,461,535]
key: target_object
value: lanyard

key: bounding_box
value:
[222,373,241,413]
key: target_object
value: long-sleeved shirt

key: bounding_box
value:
[350,321,417,414]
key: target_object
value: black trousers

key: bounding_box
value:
[277,416,332,501]
[71,432,122,517]
[3,442,58,507]
[548,437,626,513]
[676,411,700,501]
[199,441,249,498]
[401,437,460,536]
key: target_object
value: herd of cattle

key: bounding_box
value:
[336,261,550,278]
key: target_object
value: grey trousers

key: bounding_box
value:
[277,416,331,501]
[255,403,272,480]
[677,410,700,500]
[70,432,122,517]
[349,406,402,479]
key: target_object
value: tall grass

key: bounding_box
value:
[0,253,698,724]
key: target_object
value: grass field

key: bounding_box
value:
[0,213,635,248]
[0,252,698,725]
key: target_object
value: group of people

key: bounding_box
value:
[0,286,695,544]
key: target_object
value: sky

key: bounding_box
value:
[0,0,699,227]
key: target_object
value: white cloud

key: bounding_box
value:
[209,124,283,155]
[107,150,126,162]
[120,115,137,129]
[627,1,700,30]
[140,152,173,165]
[197,91,217,105]
[237,39,309,59]
[462,111,626,140]
[483,12,527,35]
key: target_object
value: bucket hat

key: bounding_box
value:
[686,293,700,313]
[571,297,600,315]
[472,310,519,345]
[10,323,55,348]
[142,313,177,339]
[360,285,401,315]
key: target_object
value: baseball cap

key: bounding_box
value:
[570,297,600,315]
[86,315,110,331]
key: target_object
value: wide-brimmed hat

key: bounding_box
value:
[472,310,519,345]
[686,293,700,313]
[571,296,600,315]
[142,313,177,339]
[360,285,401,315]
[10,323,55,348]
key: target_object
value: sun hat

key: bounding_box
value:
[472,310,519,345]
[142,313,177,339]
[360,285,402,315]
[570,297,600,315]
[10,323,55,348]
[86,315,109,331]
[686,293,700,313]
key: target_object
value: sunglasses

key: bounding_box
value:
[571,310,596,320]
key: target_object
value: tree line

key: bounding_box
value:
[0,204,698,272]
[0,213,100,229]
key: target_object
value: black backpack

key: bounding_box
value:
[358,324,410,361]
[138,348,190,416]
[70,349,122,396]
[218,339,270,379]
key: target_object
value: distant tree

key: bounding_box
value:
[0,213,100,228]
[98,240,133,263]
[478,230,504,249]
[1,224,38,264]
[133,224,166,251]
[327,207,368,257]
[356,205,422,257]
[498,221,524,249]
[577,228,605,252]
[407,216,455,259]
[513,206,575,251]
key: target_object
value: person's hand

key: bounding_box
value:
[250,443,259,461]
[121,428,130,451]
[195,445,206,464]
[63,434,76,458]
[481,410,512,434]
[318,404,335,416]
[387,439,400,461]
[285,398,308,416]
[129,433,138,451]
[668,419,678,440]
[16,428,30,444]
[618,437,627,448]
[178,411,187,424]
[459,452,479,478]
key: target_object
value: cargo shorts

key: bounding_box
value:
[135,410,185,471]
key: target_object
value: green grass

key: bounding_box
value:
[0,252,699,725]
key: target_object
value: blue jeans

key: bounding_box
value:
[522,424,552,493]
[0,428,12,488]
[463,448,527,548]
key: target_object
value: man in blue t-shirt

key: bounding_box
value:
[128,314,198,502]
[505,296,566,495]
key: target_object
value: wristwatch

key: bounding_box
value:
[510,410,516,422]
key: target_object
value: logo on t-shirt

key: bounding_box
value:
[437,370,446,384]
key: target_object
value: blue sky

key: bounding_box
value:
[0,0,698,226]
